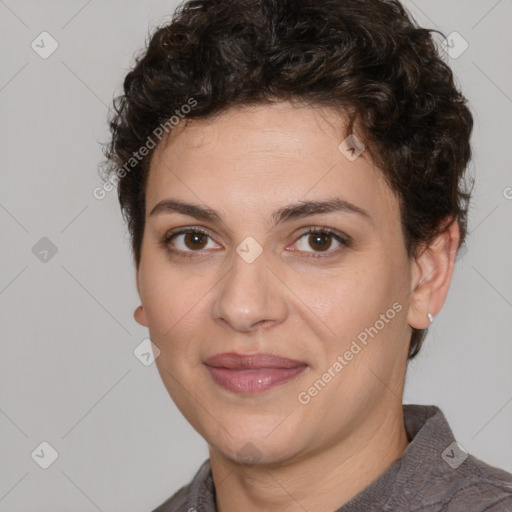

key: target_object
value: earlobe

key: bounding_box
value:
[406,219,460,330]
[134,305,149,326]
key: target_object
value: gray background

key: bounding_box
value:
[0,1,511,510]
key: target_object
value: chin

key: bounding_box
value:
[202,415,307,467]
[211,435,302,468]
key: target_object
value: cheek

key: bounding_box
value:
[315,263,394,340]
[311,265,408,388]
[139,261,203,343]
[139,264,221,388]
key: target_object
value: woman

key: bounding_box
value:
[101,0,512,510]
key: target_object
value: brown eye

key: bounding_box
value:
[307,232,333,252]
[292,228,349,255]
[183,232,208,250]
[162,229,222,256]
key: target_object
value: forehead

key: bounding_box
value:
[145,102,398,225]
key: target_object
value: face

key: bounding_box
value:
[135,101,415,465]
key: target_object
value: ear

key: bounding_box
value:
[134,269,149,327]
[407,219,460,330]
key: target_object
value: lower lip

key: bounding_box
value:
[204,365,307,394]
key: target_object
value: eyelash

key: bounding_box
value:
[159,226,351,259]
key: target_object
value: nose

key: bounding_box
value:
[212,250,289,333]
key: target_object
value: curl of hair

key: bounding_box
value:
[100,0,474,359]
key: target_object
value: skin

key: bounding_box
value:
[134,101,459,511]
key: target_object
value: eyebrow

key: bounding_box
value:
[149,198,372,226]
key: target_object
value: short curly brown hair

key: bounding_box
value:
[100,0,474,359]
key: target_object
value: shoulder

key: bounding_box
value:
[447,455,512,511]
[418,453,512,512]
[397,405,512,512]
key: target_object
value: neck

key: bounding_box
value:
[210,402,409,512]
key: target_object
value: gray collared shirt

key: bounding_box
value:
[151,404,512,511]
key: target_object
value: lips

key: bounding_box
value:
[203,352,308,394]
